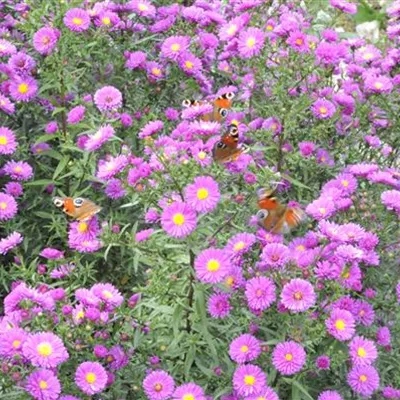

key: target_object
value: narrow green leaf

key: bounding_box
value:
[53,156,70,180]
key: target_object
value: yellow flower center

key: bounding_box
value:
[18,83,29,94]
[234,241,245,251]
[271,123,278,131]
[244,375,255,385]
[207,259,220,272]
[73,17,83,25]
[173,213,185,226]
[359,374,367,382]
[226,276,234,287]
[341,180,349,187]
[12,340,21,348]
[319,207,326,215]
[295,38,303,45]
[227,24,237,35]
[363,53,373,60]
[357,347,367,358]
[359,310,365,316]
[171,43,180,52]
[183,395,195,400]
[197,188,209,200]
[246,37,256,48]
[231,119,239,126]
[296,245,305,251]
[185,61,193,69]
[152,67,161,76]
[240,345,249,353]
[102,17,111,25]
[86,372,96,384]
[342,271,350,279]
[37,343,53,357]
[0,136,7,145]
[285,353,293,361]
[266,24,273,31]
[102,290,113,299]
[0,202,7,210]
[294,291,303,300]
[42,36,50,45]
[335,319,345,331]
[374,82,383,89]
[197,151,206,160]
[138,3,148,11]
[14,166,22,173]
[39,380,48,390]
[256,289,263,297]
[77,310,85,319]
[154,383,163,392]
[319,106,327,114]
[78,222,88,233]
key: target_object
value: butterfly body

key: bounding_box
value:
[53,197,101,221]
[256,188,305,234]
[182,92,235,122]
[212,124,248,164]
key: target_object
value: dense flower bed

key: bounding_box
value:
[1,0,400,399]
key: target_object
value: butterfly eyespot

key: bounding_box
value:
[216,142,225,149]
[257,209,269,220]
[225,92,235,100]
[73,198,84,207]
[219,108,228,117]
[182,99,192,107]
[52,198,64,208]
[69,262,76,268]
[230,126,239,135]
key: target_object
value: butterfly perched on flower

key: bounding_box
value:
[212,124,249,164]
[256,187,305,234]
[53,197,101,221]
[182,92,235,122]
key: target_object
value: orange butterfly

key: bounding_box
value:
[182,92,235,122]
[212,124,248,164]
[53,197,101,221]
[256,187,305,234]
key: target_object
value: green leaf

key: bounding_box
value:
[280,173,312,191]
[53,156,70,180]
[184,345,196,379]
[34,135,55,145]
[291,381,314,400]
[25,179,57,187]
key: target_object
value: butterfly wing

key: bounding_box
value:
[73,198,102,221]
[213,125,243,163]
[214,92,235,109]
[271,207,305,234]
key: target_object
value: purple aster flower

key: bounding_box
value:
[0,232,23,255]
[96,155,128,180]
[105,178,126,199]
[25,369,61,400]
[75,361,108,395]
[179,52,202,76]
[381,190,400,213]
[107,345,129,371]
[67,105,86,125]
[69,238,102,253]
[136,228,154,242]
[0,39,17,57]
[64,8,91,32]
[45,121,58,134]
[91,283,123,310]
[316,355,331,370]
[94,86,122,112]
[377,327,391,346]
[382,387,400,399]
[8,52,36,76]
[365,74,393,94]
[22,332,69,368]
[39,248,64,260]
[238,27,265,58]
[182,103,214,121]
[0,327,28,358]
[280,278,316,313]
[31,143,51,155]
[326,308,356,341]
[9,76,38,102]
[161,201,197,239]
[125,51,147,70]
[185,176,220,214]
[354,300,375,326]
[195,248,229,284]
[225,232,256,257]
[311,99,336,119]
[349,336,378,366]
[347,365,379,398]
[232,364,266,397]
[139,120,164,139]
[318,391,343,400]
[306,198,335,221]
[261,243,290,269]
[146,61,164,80]
[84,125,115,151]
[272,341,306,376]
[287,30,309,53]
[129,0,156,17]
[0,193,18,221]
[245,277,276,311]
[173,383,205,400]
[3,160,33,181]
[219,15,248,41]
[0,127,17,155]
[143,370,175,400]
[33,27,60,55]
[161,36,190,60]
[229,334,261,364]
[165,108,179,121]
[208,292,232,318]
[330,0,357,14]
[0,94,15,115]
[299,141,315,158]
